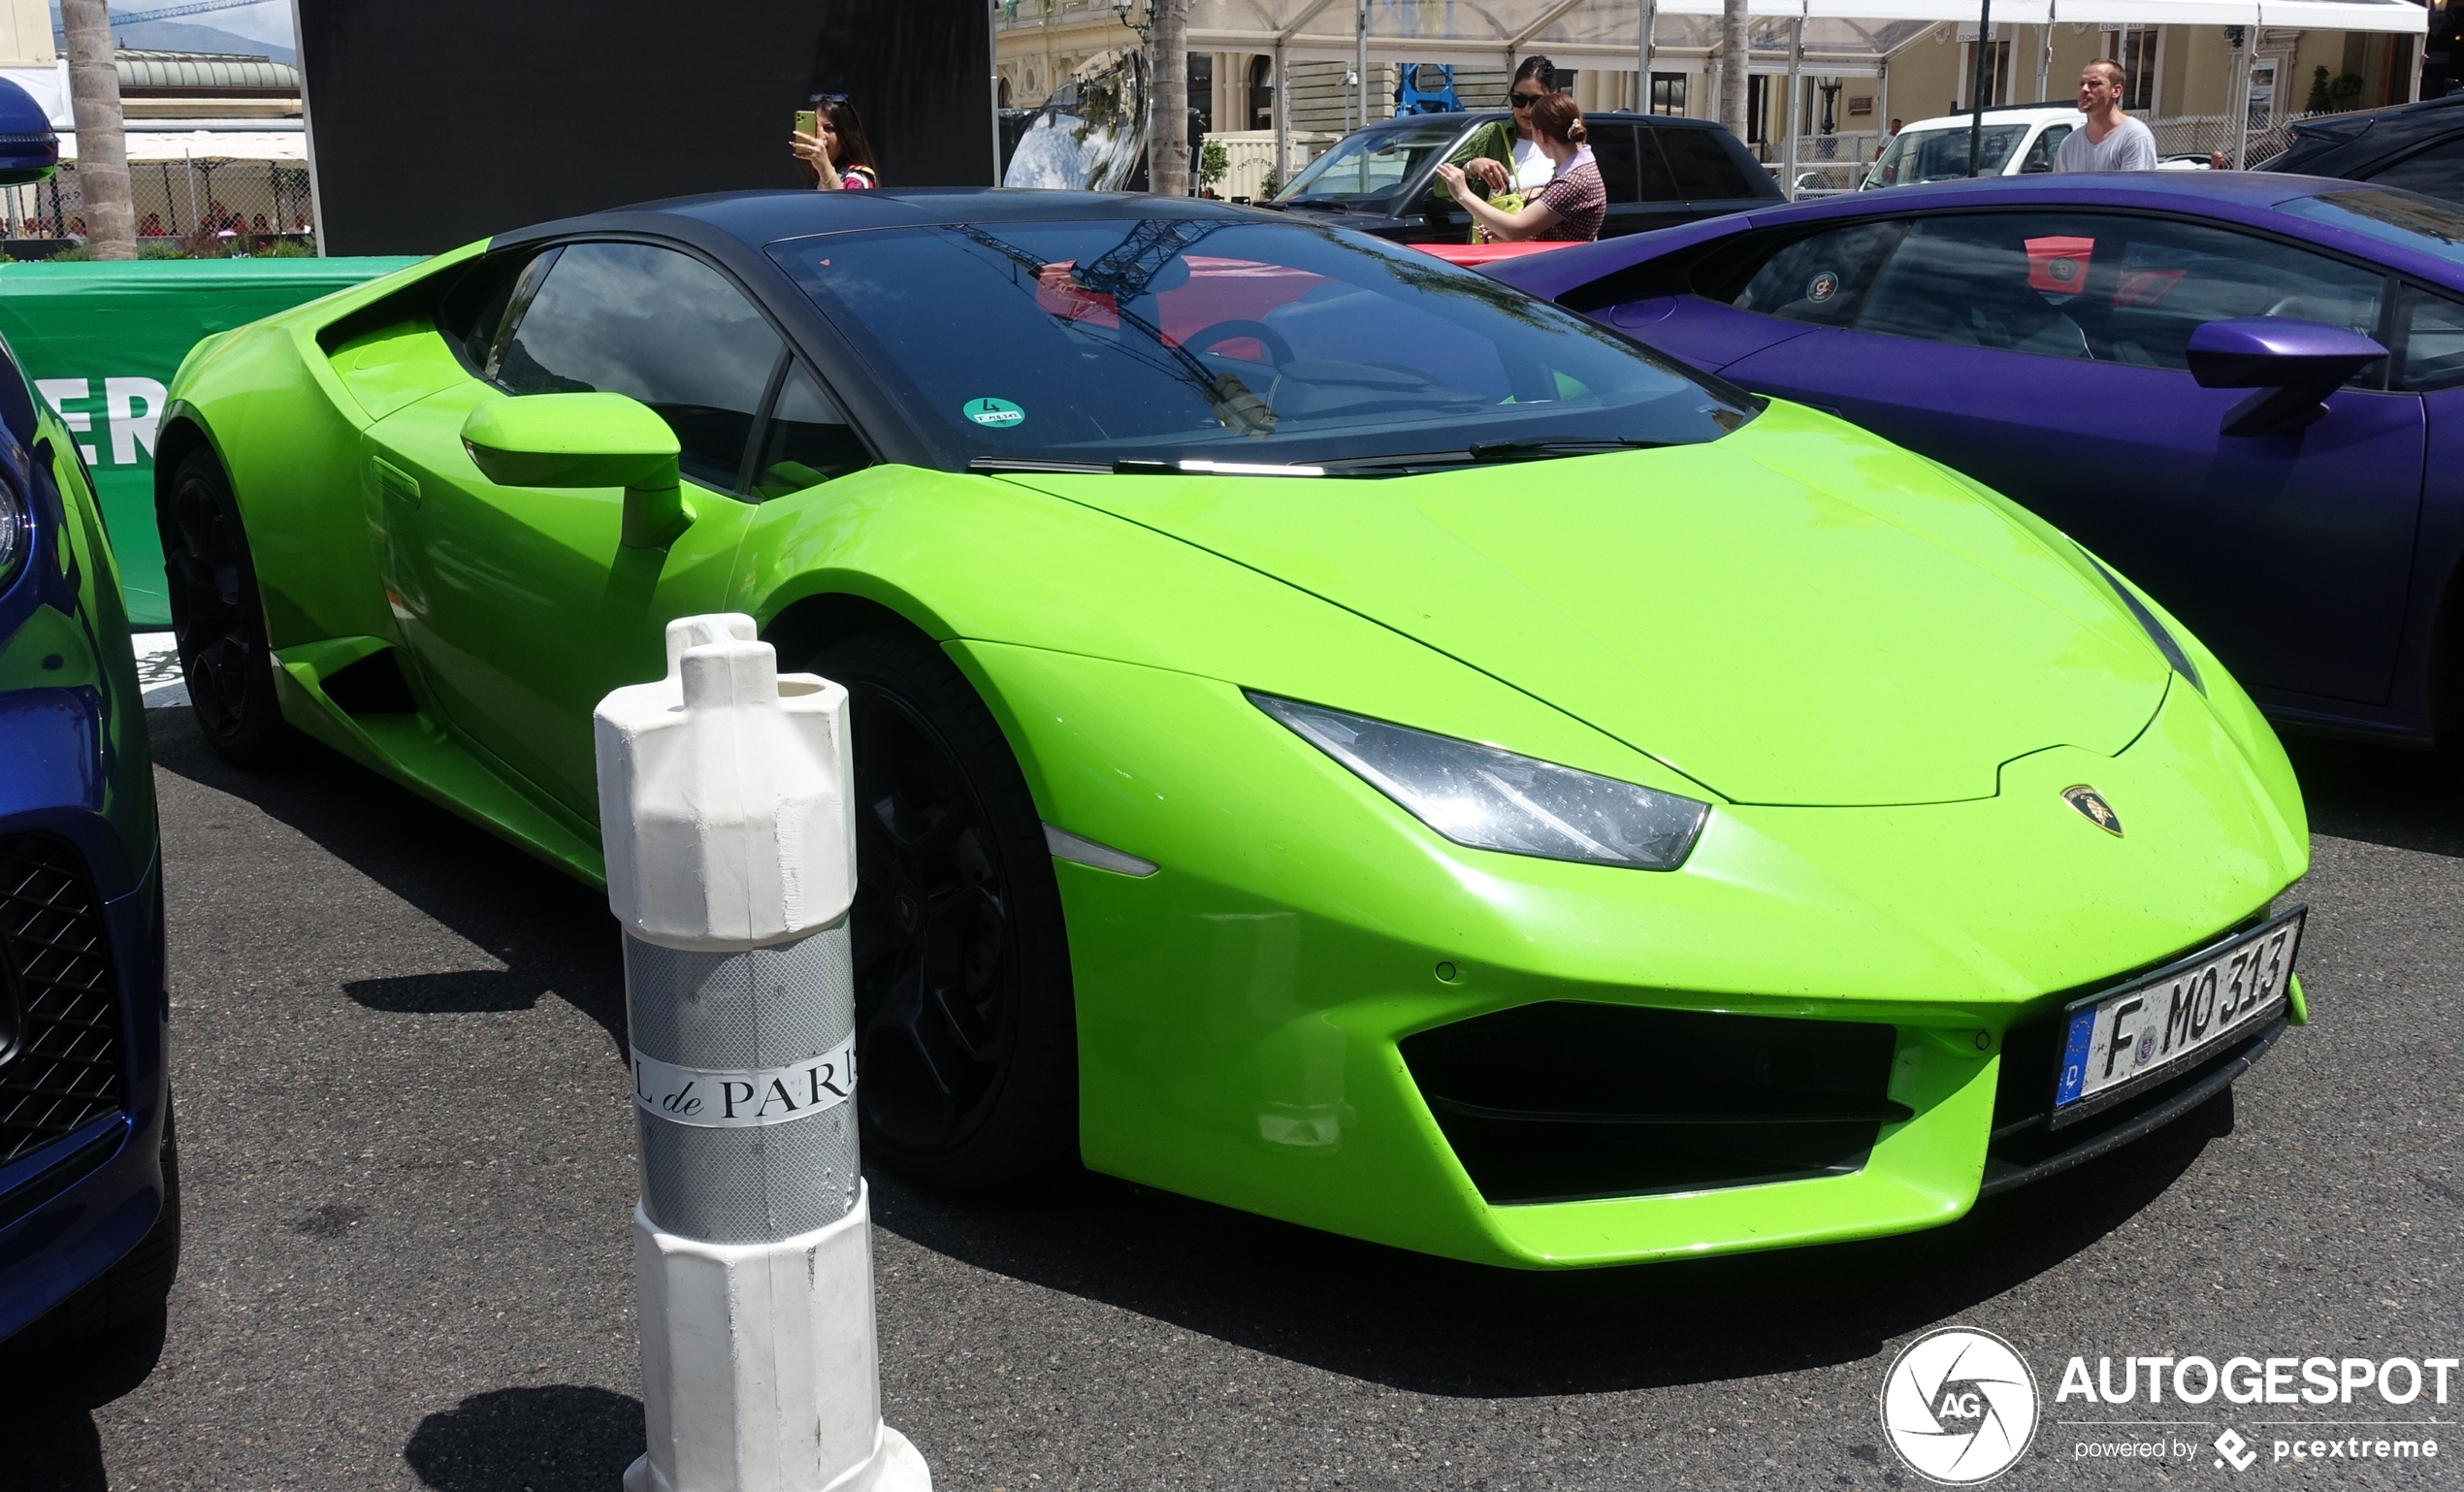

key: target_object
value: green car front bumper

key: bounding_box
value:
[970,641,2306,1270]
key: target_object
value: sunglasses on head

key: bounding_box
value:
[810,92,851,107]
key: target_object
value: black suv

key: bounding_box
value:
[2257,89,2464,205]
[1260,111,1781,243]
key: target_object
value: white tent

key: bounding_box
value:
[1193,0,2429,192]
[56,129,308,164]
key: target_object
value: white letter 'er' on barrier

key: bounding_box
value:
[597,614,929,1492]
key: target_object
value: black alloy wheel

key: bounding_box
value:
[161,450,288,765]
[803,628,1077,1189]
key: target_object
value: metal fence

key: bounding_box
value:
[2145,109,2338,165]
[3,159,314,252]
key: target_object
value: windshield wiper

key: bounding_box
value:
[1463,437,1670,462]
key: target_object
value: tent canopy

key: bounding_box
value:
[1188,0,2425,69]
[57,130,308,164]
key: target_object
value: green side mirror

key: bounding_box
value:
[460,392,688,548]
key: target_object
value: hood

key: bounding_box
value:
[1005,404,2173,807]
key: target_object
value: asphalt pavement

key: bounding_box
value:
[0,702,2455,1492]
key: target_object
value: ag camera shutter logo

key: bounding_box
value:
[1880,1327,2041,1484]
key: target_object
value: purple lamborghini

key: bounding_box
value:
[1491,173,2464,748]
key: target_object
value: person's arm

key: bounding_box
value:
[793,129,841,190]
[2118,121,2159,172]
[1440,119,1517,196]
[1435,163,1561,240]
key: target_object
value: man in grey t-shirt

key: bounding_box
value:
[2055,59,2158,172]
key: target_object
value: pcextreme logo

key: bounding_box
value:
[1880,1327,2042,1484]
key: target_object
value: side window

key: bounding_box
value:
[1732,221,1904,327]
[1633,127,1682,202]
[2369,135,2464,207]
[2020,125,2072,174]
[748,363,871,499]
[494,241,785,493]
[1856,212,2385,370]
[439,250,539,373]
[2396,286,2464,392]
[1589,125,1643,206]
[1657,128,1755,200]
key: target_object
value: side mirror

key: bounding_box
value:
[0,76,56,186]
[2186,317,2386,438]
[460,392,687,548]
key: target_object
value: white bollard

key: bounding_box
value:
[596,614,930,1492]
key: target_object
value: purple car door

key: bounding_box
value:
[1713,209,2424,707]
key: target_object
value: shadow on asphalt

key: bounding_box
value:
[870,1091,2237,1400]
[146,708,630,1054]
[2285,734,2464,857]
[0,1309,167,1492]
[402,1384,646,1492]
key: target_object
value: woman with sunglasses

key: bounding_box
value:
[1434,93,1604,243]
[792,94,881,191]
[1455,56,1562,200]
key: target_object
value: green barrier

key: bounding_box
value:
[0,257,424,626]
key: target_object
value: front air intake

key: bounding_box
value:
[1401,1001,1905,1205]
[0,835,128,1167]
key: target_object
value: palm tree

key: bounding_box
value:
[1148,0,1189,196]
[60,0,134,260]
[1719,0,1751,146]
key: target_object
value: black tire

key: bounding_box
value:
[161,448,289,766]
[800,628,1077,1190]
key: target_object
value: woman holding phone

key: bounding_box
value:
[793,94,881,191]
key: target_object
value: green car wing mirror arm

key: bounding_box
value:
[460,392,690,549]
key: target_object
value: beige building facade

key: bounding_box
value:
[996,0,2432,187]
[0,0,52,67]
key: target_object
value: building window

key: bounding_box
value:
[1961,38,2013,107]
[1650,72,1688,115]
[1248,54,1273,128]
[1189,52,1214,136]
[2247,56,2279,127]
[2114,27,2158,112]
[1747,74,1769,144]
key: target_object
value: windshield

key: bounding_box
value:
[2278,186,2464,268]
[768,217,1752,470]
[1274,119,1470,211]
[1864,124,2029,188]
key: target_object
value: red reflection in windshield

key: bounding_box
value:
[1031,255,1333,348]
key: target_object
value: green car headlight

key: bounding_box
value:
[0,474,26,589]
[1250,693,1709,871]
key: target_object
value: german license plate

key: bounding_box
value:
[2050,908,2304,1127]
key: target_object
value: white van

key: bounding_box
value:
[1863,107,2080,188]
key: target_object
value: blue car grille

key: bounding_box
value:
[0,835,126,1167]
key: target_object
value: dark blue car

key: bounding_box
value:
[0,310,177,1345]
[1493,173,2464,747]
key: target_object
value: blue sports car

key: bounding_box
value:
[0,81,177,1348]
[1492,173,2464,748]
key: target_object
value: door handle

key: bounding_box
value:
[373,456,421,509]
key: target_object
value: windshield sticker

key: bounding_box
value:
[1805,270,1840,304]
[963,397,1025,429]
[2026,236,2095,295]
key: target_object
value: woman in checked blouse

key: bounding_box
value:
[1434,94,1605,243]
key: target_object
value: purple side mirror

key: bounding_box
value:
[2186,317,2387,438]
